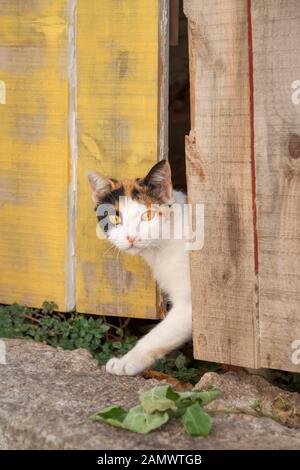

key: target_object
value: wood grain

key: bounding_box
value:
[184,0,259,367]
[76,0,168,318]
[252,0,300,371]
[0,1,71,310]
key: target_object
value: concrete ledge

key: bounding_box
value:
[0,338,300,450]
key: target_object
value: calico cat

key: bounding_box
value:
[87,160,192,376]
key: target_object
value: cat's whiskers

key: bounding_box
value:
[103,243,116,256]
[145,241,162,250]
[116,247,122,262]
[104,244,123,262]
[112,245,122,260]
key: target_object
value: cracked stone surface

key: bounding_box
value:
[196,371,300,428]
[0,338,300,449]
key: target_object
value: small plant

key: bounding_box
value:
[154,353,221,385]
[250,399,262,414]
[0,302,137,364]
[0,301,221,383]
[154,353,199,384]
[92,385,220,436]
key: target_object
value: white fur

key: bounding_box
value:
[106,198,162,254]
[105,190,192,376]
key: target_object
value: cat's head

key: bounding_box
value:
[87,160,173,255]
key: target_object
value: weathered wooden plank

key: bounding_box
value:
[76,0,168,317]
[0,1,72,310]
[184,0,259,367]
[252,0,300,371]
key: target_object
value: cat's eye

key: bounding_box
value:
[108,214,121,225]
[141,210,156,222]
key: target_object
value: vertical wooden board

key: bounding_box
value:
[184,0,259,367]
[252,0,300,371]
[76,1,168,317]
[0,1,72,310]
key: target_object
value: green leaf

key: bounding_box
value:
[196,389,220,405]
[41,301,58,314]
[140,385,180,414]
[92,406,127,428]
[179,389,220,406]
[250,399,262,413]
[174,398,194,418]
[181,403,212,436]
[174,389,219,418]
[93,404,169,434]
[175,353,186,370]
[122,405,169,433]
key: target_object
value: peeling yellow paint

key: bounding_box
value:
[76,0,160,318]
[0,0,70,310]
[80,134,103,163]
[32,16,67,41]
[0,0,164,318]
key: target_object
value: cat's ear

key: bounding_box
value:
[142,160,173,203]
[87,171,113,204]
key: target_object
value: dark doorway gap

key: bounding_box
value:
[168,0,190,193]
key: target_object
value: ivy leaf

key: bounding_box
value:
[140,385,180,414]
[92,404,169,434]
[181,403,212,436]
[175,353,186,369]
[122,405,169,433]
[175,389,220,417]
[180,389,220,406]
[195,389,220,405]
[92,406,127,428]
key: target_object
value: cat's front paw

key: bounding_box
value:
[106,353,150,376]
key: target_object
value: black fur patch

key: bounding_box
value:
[97,208,121,233]
[95,186,124,233]
[100,185,125,206]
[131,187,140,200]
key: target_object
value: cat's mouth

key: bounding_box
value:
[125,245,140,252]
[124,244,143,255]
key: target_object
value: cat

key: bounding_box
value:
[87,160,192,376]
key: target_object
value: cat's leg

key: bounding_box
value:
[106,302,192,376]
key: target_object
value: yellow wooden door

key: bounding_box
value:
[0,0,73,311]
[0,1,168,317]
[76,0,168,318]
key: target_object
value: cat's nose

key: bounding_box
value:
[126,235,136,245]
